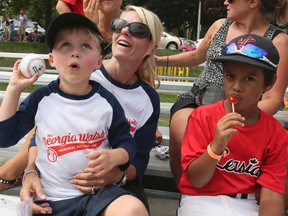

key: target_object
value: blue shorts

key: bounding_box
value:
[33,185,132,216]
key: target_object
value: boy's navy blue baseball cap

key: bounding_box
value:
[212,34,279,73]
[46,12,103,52]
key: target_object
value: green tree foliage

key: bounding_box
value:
[202,0,227,22]
[1,0,228,38]
[24,0,58,30]
[0,0,10,15]
[148,0,198,33]
[1,0,57,29]
[122,0,226,38]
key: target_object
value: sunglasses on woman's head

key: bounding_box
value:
[110,18,151,39]
[224,42,277,68]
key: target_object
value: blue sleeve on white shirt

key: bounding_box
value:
[99,86,137,171]
[131,84,160,182]
[0,86,50,148]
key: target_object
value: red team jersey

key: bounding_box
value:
[61,0,84,15]
[179,100,287,196]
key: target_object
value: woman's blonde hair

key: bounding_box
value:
[125,5,163,88]
[260,0,288,25]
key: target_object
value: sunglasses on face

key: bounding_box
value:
[224,42,277,68]
[110,18,151,39]
[227,0,234,3]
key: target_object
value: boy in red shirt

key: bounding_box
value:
[178,34,287,216]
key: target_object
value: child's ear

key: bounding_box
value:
[96,57,102,69]
[249,0,259,8]
[48,53,55,68]
[263,74,277,93]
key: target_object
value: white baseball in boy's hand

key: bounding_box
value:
[19,53,46,78]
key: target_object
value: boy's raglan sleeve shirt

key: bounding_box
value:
[0,85,51,148]
[0,115,21,147]
[0,92,39,147]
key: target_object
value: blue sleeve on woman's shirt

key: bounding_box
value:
[131,85,160,183]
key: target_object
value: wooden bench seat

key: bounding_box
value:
[0,92,287,180]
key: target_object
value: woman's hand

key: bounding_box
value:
[154,127,162,147]
[71,148,128,193]
[83,0,100,24]
[71,167,123,194]
[20,171,52,214]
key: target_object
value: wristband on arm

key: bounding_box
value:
[207,143,226,161]
[22,169,39,184]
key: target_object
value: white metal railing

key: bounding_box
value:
[0,52,48,59]
[0,71,194,95]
